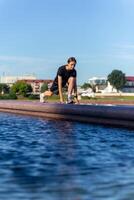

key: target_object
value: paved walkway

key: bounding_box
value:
[0,100,134,129]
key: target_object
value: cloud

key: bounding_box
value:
[113,44,134,50]
[0,55,47,64]
[114,53,134,60]
[0,55,68,66]
[0,55,49,76]
[0,55,62,78]
[0,55,59,71]
[109,43,134,61]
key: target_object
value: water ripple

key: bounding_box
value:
[0,112,134,200]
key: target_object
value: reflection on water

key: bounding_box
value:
[0,113,134,200]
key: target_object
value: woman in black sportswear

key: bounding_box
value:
[40,57,79,104]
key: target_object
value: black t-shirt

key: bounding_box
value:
[53,65,77,86]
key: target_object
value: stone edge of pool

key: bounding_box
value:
[0,100,134,129]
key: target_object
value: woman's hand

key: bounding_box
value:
[60,98,64,104]
[74,97,80,104]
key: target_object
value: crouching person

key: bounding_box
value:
[40,57,79,104]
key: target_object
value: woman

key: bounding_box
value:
[40,57,79,104]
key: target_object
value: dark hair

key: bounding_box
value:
[67,57,77,64]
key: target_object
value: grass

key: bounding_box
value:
[1,93,134,104]
[81,96,134,103]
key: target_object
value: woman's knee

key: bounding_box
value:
[68,77,75,84]
[44,90,53,96]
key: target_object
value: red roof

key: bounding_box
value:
[18,79,53,83]
[126,76,134,82]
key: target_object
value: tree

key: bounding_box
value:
[81,83,92,90]
[40,83,48,93]
[107,69,126,91]
[0,84,10,94]
[11,81,33,97]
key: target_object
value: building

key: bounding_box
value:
[122,76,134,93]
[0,75,53,94]
[88,76,134,93]
[88,77,107,85]
[102,81,117,93]
[21,79,53,94]
[88,77,107,93]
[0,75,37,86]
[104,76,134,93]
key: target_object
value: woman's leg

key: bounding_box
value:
[44,90,53,96]
[68,77,76,94]
[67,77,76,102]
[40,90,53,102]
[67,77,79,103]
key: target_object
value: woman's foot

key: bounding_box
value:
[40,93,46,103]
[66,95,74,104]
[66,100,74,104]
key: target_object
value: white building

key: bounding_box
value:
[88,77,108,93]
[0,75,37,86]
[102,81,117,93]
[88,76,134,93]
[88,77,107,85]
[101,76,134,93]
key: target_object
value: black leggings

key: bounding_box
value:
[50,82,67,95]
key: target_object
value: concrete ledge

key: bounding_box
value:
[0,100,134,129]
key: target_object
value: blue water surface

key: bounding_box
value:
[0,112,134,200]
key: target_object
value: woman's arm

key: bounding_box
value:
[73,77,79,104]
[58,75,64,103]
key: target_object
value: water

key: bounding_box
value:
[0,113,134,200]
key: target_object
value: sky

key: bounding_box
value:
[0,0,134,84]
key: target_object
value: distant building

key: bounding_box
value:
[88,76,134,93]
[0,75,53,94]
[122,76,134,93]
[88,77,107,85]
[88,77,107,93]
[20,79,53,94]
[0,75,37,86]
[102,81,117,93]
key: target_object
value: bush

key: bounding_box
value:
[8,92,17,99]
[11,81,33,97]
[41,83,48,93]
[0,84,10,94]
[0,92,17,100]
[81,83,92,90]
[28,94,39,100]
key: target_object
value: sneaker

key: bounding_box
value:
[66,95,74,104]
[40,93,46,103]
[66,100,74,104]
